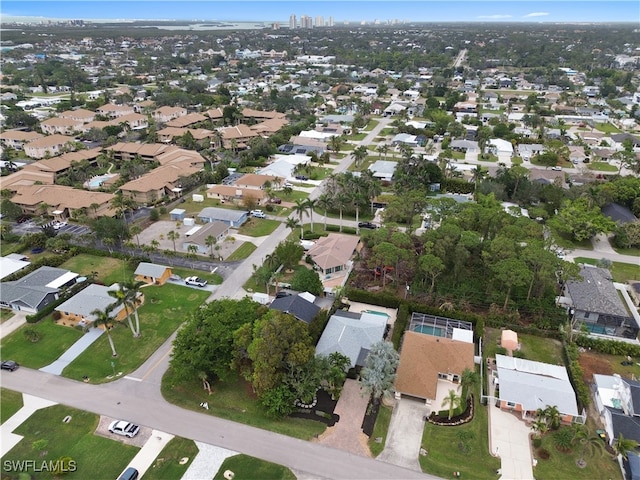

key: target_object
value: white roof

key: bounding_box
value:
[298,291,316,303]
[451,328,474,344]
[496,354,579,416]
[46,271,79,289]
[489,138,514,153]
[185,226,202,237]
[0,256,31,280]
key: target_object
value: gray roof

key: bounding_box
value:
[566,266,630,318]
[496,354,579,416]
[184,221,229,246]
[198,207,248,222]
[602,203,638,224]
[13,266,72,287]
[55,284,123,320]
[368,160,398,177]
[315,311,387,368]
[269,294,321,324]
[0,283,57,309]
[134,262,170,278]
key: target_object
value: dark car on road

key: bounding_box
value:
[1,360,19,371]
[295,175,309,181]
[358,222,378,229]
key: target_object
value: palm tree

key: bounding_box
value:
[459,368,478,400]
[124,280,144,337]
[574,425,603,468]
[353,145,368,169]
[167,230,180,252]
[303,198,317,233]
[316,193,333,231]
[543,405,561,430]
[285,217,300,237]
[530,417,549,439]
[442,389,462,420]
[335,192,351,233]
[90,306,118,357]
[293,199,307,238]
[130,225,142,248]
[613,434,639,460]
[205,235,217,258]
[108,284,137,337]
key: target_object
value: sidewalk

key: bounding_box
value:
[0,394,57,457]
[0,311,28,340]
[119,430,174,478]
[181,441,237,480]
[39,328,104,375]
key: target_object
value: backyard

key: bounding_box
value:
[483,328,564,365]
[2,404,138,480]
[60,254,135,286]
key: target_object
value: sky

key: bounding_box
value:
[1,0,639,23]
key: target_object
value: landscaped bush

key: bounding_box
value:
[325,224,356,235]
[346,288,401,308]
[575,335,640,357]
[391,304,410,349]
[563,342,590,407]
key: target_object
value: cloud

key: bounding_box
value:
[477,14,513,19]
[524,12,550,18]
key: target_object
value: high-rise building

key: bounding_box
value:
[315,16,324,27]
[300,15,313,28]
[289,14,296,29]
[328,16,334,27]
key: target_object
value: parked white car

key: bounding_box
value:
[108,420,140,438]
[250,210,266,218]
[185,276,207,287]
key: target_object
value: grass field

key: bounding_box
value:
[170,266,223,284]
[60,254,135,286]
[237,218,281,237]
[420,393,500,479]
[0,388,23,424]
[62,283,210,383]
[483,328,564,365]
[594,123,622,134]
[162,369,326,440]
[588,162,618,172]
[0,308,15,323]
[368,404,393,457]
[1,320,83,369]
[213,455,295,480]
[549,228,593,251]
[142,437,199,480]
[4,404,138,480]
[363,119,379,132]
[226,242,257,261]
[574,257,640,283]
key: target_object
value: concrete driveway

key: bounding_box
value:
[377,398,428,471]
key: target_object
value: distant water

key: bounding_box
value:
[135,22,270,30]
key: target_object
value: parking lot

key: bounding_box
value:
[10,220,91,237]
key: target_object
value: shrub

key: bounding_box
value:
[537,448,550,460]
[23,327,41,343]
[533,438,542,448]
[149,208,160,221]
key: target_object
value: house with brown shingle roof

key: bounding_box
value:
[118,163,201,204]
[0,130,43,150]
[157,127,214,143]
[234,173,276,190]
[218,124,258,148]
[21,148,101,180]
[166,112,207,128]
[205,107,224,121]
[0,169,55,193]
[40,117,83,135]
[241,107,287,121]
[96,103,135,118]
[106,142,172,162]
[59,109,95,124]
[395,331,475,404]
[11,184,114,219]
[250,118,288,135]
[155,148,206,168]
[24,135,76,159]
[206,184,267,205]
[152,106,187,123]
[182,221,230,255]
[115,113,148,130]
[307,233,360,276]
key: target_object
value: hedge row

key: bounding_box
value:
[575,335,640,357]
[563,342,591,408]
[325,224,356,235]
[391,304,410,349]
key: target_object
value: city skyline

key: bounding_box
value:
[2,1,638,24]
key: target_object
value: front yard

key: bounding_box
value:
[213,455,295,480]
[142,437,198,480]
[0,388,24,424]
[236,218,281,237]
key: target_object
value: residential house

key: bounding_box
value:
[563,265,639,340]
[96,103,135,119]
[315,310,388,368]
[155,148,207,168]
[119,163,201,204]
[59,108,95,124]
[10,184,115,220]
[529,169,567,187]
[593,373,640,447]
[54,283,127,328]
[107,143,174,162]
[134,262,172,285]
[0,169,55,193]
[241,108,287,122]
[40,117,83,135]
[24,134,76,159]
[602,203,638,225]
[307,233,360,277]
[116,113,148,130]
[391,133,418,147]
[157,127,214,144]
[218,124,258,149]
[152,106,188,123]
[0,266,78,313]
[205,107,224,121]
[166,112,207,128]
[269,293,321,324]
[21,148,101,180]
[0,254,31,281]
[206,184,267,205]
[234,173,276,190]
[0,130,43,150]
[494,354,584,424]
[395,330,475,404]
[181,221,230,255]
[197,207,248,228]
[568,146,587,164]
[368,160,398,181]
[518,144,545,161]
[450,139,479,153]
[250,118,289,135]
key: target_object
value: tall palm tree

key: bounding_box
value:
[316,193,333,231]
[442,389,462,420]
[335,191,351,233]
[293,199,307,238]
[90,306,118,357]
[303,198,317,233]
[459,368,478,400]
[124,280,145,337]
[108,283,137,337]
[285,217,301,237]
[353,145,368,170]
[166,230,179,252]
[205,235,217,258]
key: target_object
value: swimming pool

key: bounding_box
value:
[364,310,390,318]
[86,174,117,190]
[413,325,445,337]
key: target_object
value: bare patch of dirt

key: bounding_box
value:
[578,351,613,383]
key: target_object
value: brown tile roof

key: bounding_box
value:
[206,184,266,200]
[11,184,114,210]
[205,107,224,119]
[157,127,214,141]
[23,148,102,174]
[236,173,276,188]
[154,106,187,117]
[0,170,55,191]
[219,124,257,140]
[41,117,82,128]
[0,130,43,142]
[119,163,201,193]
[241,108,286,120]
[184,221,229,246]
[250,118,288,134]
[166,113,207,128]
[307,233,360,271]
[59,109,95,121]
[395,331,475,400]
[107,142,172,157]
[24,134,75,149]
[156,148,206,167]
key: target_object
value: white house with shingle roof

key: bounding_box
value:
[55,283,126,327]
[198,207,248,228]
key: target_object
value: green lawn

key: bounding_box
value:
[226,242,257,261]
[594,123,622,134]
[380,128,395,136]
[60,254,135,286]
[533,423,620,480]
[170,267,223,284]
[1,320,83,369]
[142,437,199,480]
[3,404,138,480]
[368,404,393,457]
[363,119,379,132]
[549,227,593,251]
[614,246,640,257]
[478,154,498,162]
[574,257,640,283]
[348,132,367,141]
[420,393,500,479]
[277,190,309,203]
[588,162,618,172]
[213,455,295,480]
[512,157,523,165]
[1,388,23,424]
[62,283,210,383]
[483,328,564,365]
[162,369,326,440]
[0,308,15,323]
[237,218,281,237]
